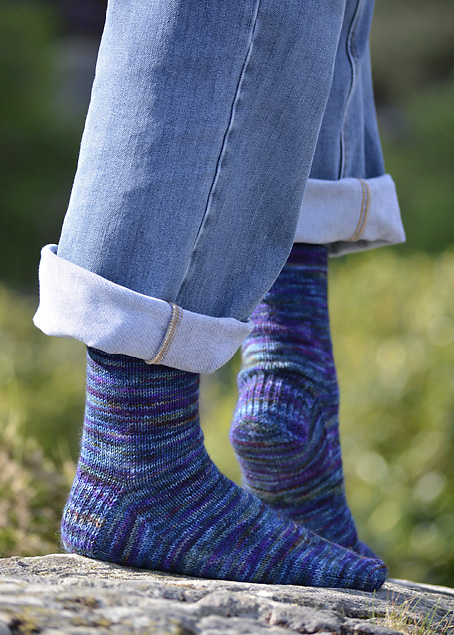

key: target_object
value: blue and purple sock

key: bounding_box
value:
[231,243,377,558]
[61,347,385,588]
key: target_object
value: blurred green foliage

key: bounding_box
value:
[0,1,78,289]
[330,251,454,586]
[371,0,454,254]
[1,250,453,585]
[371,0,454,100]
[381,84,454,254]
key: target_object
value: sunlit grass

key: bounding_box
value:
[369,591,454,635]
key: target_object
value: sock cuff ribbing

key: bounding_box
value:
[286,243,328,267]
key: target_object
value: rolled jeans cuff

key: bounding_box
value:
[33,245,253,374]
[295,174,405,254]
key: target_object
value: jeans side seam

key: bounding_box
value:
[175,0,262,297]
[145,303,183,365]
[339,0,365,178]
[196,0,262,240]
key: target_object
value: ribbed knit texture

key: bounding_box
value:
[61,348,386,589]
[230,244,376,557]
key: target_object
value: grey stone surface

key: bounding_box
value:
[0,554,452,634]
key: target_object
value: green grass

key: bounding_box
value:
[370,591,454,635]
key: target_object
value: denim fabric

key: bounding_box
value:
[34,0,405,373]
[34,244,253,374]
[56,0,349,321]
[295,175,403,254]
[310,0,384,181]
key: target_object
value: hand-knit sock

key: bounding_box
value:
[61,348,385,589]
[230,244,377,558]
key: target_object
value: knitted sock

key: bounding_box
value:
[61,348,385,589]
[230,244,376,558]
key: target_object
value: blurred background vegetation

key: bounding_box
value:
[0,0,453,586]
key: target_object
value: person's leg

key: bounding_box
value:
[231,0,400,555]
[55,0,350,324]
[34,0,387,587]
[231,243,376,555]
[61,347,387,588]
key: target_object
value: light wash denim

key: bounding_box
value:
[34,0,404,373]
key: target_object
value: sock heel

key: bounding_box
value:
[61,469,123,560]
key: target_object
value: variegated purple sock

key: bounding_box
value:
[61,347,386,588]
[230,244,377,558]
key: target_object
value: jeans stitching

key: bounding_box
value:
[348,178,370,241]
[175,0,262,297]
[145,303,183,365]
[339,0,365,178]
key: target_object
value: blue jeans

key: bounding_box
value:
[34,0,404,373]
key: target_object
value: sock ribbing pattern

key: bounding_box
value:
[61,348,385,589]
[230,244,376,558]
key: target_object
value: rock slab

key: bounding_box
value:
[0,554,453,634]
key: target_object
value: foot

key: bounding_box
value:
[61,348,385,589]
[230,244,378,557]
[231,370,376,557]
